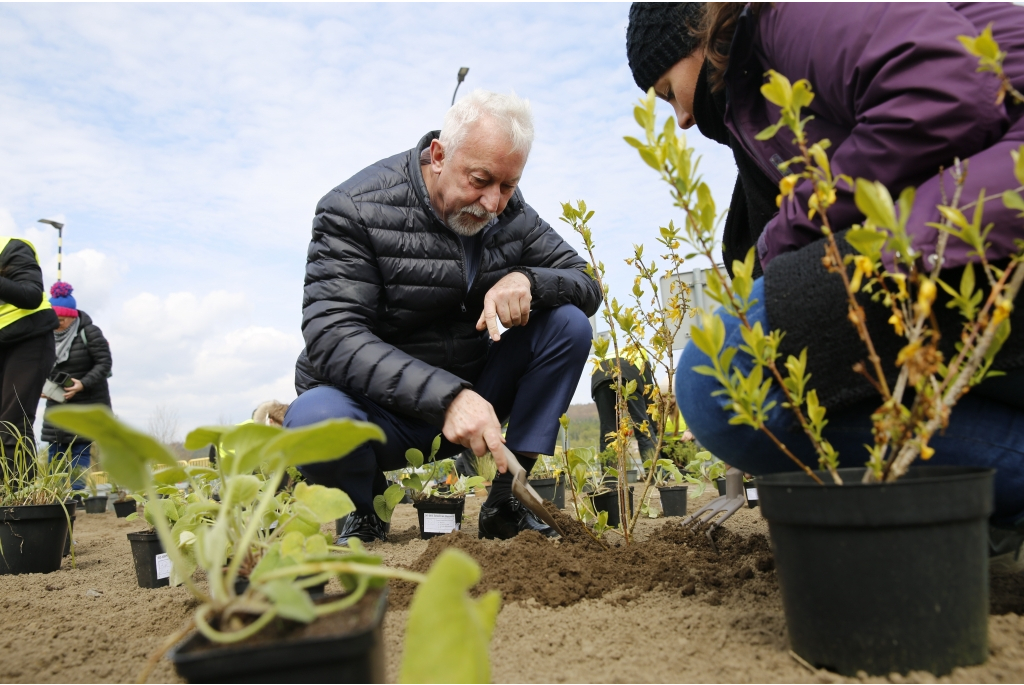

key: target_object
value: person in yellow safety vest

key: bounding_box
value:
[0,237,59,464]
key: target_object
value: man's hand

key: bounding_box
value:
[442,389,509,472]
[476,271,532,342]
[63,378,84,400]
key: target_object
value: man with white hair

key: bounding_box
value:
[288,90,601,543]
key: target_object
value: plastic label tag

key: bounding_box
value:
[423,512,459,534]
[746,487,759,501]
[155,553,172,580]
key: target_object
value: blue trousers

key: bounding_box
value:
[677,278,1024,525]
[49,441,92,491]
[285,305,593,515]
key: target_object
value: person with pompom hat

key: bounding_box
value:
[0,236,58,465]
[40,282,112,486]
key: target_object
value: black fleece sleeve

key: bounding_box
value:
[0,240,45,310]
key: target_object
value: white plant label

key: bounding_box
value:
[746,487,759,501]
[155,553,172,580]
[423,512,459,534]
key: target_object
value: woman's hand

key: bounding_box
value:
[63,379,84,400]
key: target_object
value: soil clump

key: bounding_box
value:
[389,517,774,609]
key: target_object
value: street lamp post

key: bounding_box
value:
[451,67,470,106]
[37,218,65,282]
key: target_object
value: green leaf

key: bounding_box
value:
[293,482,356,523]
[260,418,385,470]
[45,404,177,491]
[383,483,406,508]
[183,425,232,451]
[262,579,317,623]
[845,228,887,260]
[854,179,897,230]
[224,475,261,506]
[1003,189,1024,216]
[224,423,284,475]
[400,549,499,683]
[373,495,393,523]
[153,466,187,485]
[405,448,424,469]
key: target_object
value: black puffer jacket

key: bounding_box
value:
[297,131,602,425]
[41,310,112,444]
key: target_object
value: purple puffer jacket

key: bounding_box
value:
[724,3,1024,269]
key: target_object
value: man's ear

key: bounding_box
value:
[430,139,446,173]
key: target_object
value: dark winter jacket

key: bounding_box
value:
[0,239,58,346]
[41,310,112,444]
[718,2,1024,270]
[296,131,602,426]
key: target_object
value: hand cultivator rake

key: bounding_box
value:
[680,467,745,547]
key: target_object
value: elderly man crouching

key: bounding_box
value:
[287,90,601,543]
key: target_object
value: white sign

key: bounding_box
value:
[746,487,759,501]
[423,512,459,534]
[155,553,172,580]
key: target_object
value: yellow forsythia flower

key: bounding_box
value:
[849,255,874,292]
[921,443,935,460]
[916,279,937,317]
[993,298,1013,325]
[888,312,905,336]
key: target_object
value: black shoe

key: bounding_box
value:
[478,497,558,540]
[335,513,389,545]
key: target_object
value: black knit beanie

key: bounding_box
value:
[626,2,705,92]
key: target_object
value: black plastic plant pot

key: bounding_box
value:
[0,504,69,575]
[590,488,634,528]
[529,477,566,508]
[113,500,136,518]
[171,588,387,684]
[758,466,993,677]
[412,498,465,539]
[127,531,171,589]
[84,496,108,514]
[658,485,688,517]
[744,478,759,509]
[715,477,726,497]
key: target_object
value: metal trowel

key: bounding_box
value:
[499,444,564,537]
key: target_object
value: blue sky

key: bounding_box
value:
[0,2,736,439]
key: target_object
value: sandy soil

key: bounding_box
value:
[2,490,1023,684]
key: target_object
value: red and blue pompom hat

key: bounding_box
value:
[50,281,78,318]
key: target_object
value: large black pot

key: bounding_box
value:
[758,466,992,676]
[412,499,465,539]
[0,503,70,574]
[529,477,565,509]
[658,485,688,517]
[84,496,108,514]
[170,588,387,683]
[590,488,634,527]
[113,500,136,518]
[127,531,170,588]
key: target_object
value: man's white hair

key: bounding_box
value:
[439,89,534,159]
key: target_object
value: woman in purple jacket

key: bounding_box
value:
[626,3,1024,528]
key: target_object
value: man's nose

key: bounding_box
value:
[480,186,501,213]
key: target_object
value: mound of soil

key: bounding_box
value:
[390,519,774,609]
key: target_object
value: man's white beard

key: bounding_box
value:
[448,203,496,236]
